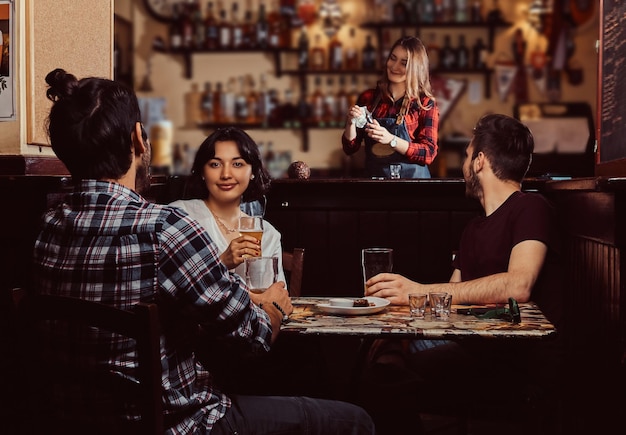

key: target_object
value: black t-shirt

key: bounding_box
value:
[453,191,562,327]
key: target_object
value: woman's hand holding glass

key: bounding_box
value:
[219,235,261,269]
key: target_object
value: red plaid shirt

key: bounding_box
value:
[342,89,439,165]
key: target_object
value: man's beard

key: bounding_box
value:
[464,163,482,200]
[135,146,152,195]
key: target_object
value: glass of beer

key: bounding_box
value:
[245,256,278,294]
[239,215,264,256]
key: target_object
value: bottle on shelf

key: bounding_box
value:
[268,0,288,48]
[472,37,487,69]
[218,5,232,49]
[455,0,469,22]
[470,0,483,23]
[213,81,224,122]
[242,1,257,48]
[204,1,219,50]
[440,34,456,70]
[323,76,337,127]
[310,33,326,70]
[246,75,259,123]
[267,86,282,126]
[256,0,270,49]
[201,81,214,123]
[456,35,469,69]
[231,2,244,49]
[426,32,440,70]
[310,76,325,126]
[362,34,377,70]
[295,84,311,127]
[328,32,343,71]
[180,2,194,49]
[169,3,183,50]
[223,77,237,122]
[297,25,309,70]
[257,73,271,126]
[336,76,350,126]
[281,88,296,127]
[344,27,358,70]
[348,75,360,108]
[192,2,205,50]
[235,76,249,122]
[185,82,204,127]
[392,0,409,24]
[420,0,435,23]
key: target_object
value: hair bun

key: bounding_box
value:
[45,68,78,102]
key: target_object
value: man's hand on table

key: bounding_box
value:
[250,282,292,343]
[364,272,422,305]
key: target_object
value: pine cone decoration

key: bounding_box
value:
[287,161,311,179]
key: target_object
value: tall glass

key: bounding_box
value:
[239,215,264,255]
[361,247,393,295]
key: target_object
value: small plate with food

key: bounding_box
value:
[316,297,390,315]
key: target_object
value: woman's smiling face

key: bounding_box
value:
[203,140,253,203]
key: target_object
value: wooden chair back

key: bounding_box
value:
[10,288,163,434]
[282,248,305,297]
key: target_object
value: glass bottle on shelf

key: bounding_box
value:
[295,85,311,127]
[455,0,468,22]
[204,2,219,50]
[426,32,440,70]
[348,75,360,108]
[242,7,256,48]
[256,0,270,49]
[213,81,224,122]
[344,27,359,70]
[281,88,296,128]
[193,3,205,49]
[470,0,483,22]
[328,32,343,71]
[472,37,487,69]
[231,2,243,49]
[440,34,456,70]
[311,33,326,70]
[323,76,337,126]
[310,76,325,126]
[218,6,232,49]
[420,0,435,23]
[223,77,237,122]
[169,3,183,50]
[246,75,259,123]
[181,2,194,49]
[456,35,469,69]
[268,0,286,48]
[235,76,249,122]
[297,25,309,70]
[362,34,377,70]
[257,74,271,126]
[336,76,350,126]
[392,0,409,24]
[201,81,214,123]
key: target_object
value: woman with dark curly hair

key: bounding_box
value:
[170,127,286,285]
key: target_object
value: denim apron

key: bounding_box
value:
[364,95,431,179]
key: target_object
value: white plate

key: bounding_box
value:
[316,297,390,315]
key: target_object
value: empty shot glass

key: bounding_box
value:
[389,164,401,179]
[408,293,428,318]
[429,292,449,320]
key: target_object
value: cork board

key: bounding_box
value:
[26,0,113,146]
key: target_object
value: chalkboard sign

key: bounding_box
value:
[597,0,626,175]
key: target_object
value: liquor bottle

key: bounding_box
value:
[440,34,456,70]
[213,81,224,122]
[201,81,214,123]
[344,28,359,70]
[420,0,435,23]
[192,2,206,50]
[348,75,360,108]
[295,85,311,127]
[336,76,350,125]
[257,74,270,126]
[246,74,259,123]
[180,2,194,49]
[235,76,249,122]
[323,76,337,126]
[310,76,325,126]
[218,6,232,49]
[268,0,285,48]
[328,32,343,71]
[392,0,409,24]
[169,4,183,50]
[204,2,219,49]
[362,34,377,70]
[442,0,454,22]
[281,89,296,127]
[256,0,270,49]
[185,82,204,127]
[380,29,391,68]
[456,35,469,69]
[267,87,281,126]
[297,25,309,70]
[242,2,257,48]
[426,32,440,70]
[470,0,483,23]
[455,0,468,22]
[231,2,243,49]
[310,33,326,70]
[223,77,237,122]
[472,37,487,69]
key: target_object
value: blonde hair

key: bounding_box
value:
[378,36,435,111]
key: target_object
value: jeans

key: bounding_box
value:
[211,394,376,435]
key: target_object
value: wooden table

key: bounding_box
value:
[281,297,556,340]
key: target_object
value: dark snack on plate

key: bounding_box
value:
[353,298,370,307]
